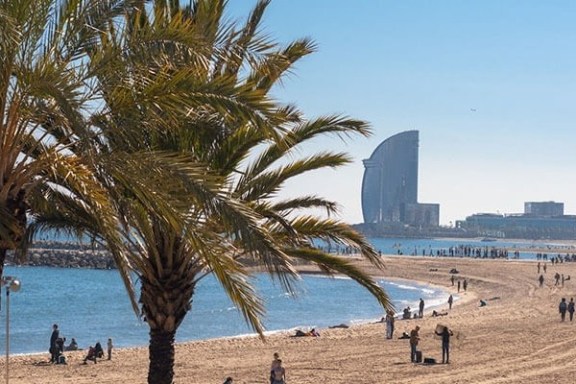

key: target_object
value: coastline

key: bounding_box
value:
[10,237,576,270]
[7,255,575,383]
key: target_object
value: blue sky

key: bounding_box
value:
[228,1,576,225]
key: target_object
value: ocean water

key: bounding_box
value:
[0,265,448,355]
[367,237,575,259]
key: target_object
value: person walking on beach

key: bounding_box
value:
[463,279,468,292]
[418,298,425,318]
[559,298,568,321]
[409,326,420,363]
[435,325,454,364]
[49,324,60,363]
[270,359,286,384]
[450,275,455,286]
[448,294,453,310]
[385,310,395,339]
[457,280,461,292]
[554,272,561,286]
[107,338,113,360]
[270,352,281,384]
[568,298,575,322]
[537,262,541,274]
[539,274,544,287]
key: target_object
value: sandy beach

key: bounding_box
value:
[4,255,576,384]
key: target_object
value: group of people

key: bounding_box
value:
[450,275,469,292]
[82,339,114,364]
[408,324,454,364]
[558,297,576,321]
[49,323,114,365]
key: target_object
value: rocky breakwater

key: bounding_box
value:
[5,241,116,269]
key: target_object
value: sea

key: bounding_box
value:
[1,236,572,355]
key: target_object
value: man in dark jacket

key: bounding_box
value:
[559,298,568,321]
[435,325,454,364]
[49,324,59,363]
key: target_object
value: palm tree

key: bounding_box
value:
[59,1,394,383]
[0,0,134,275]
[20,0,390,384]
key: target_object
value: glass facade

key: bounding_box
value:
[361,131,419,223]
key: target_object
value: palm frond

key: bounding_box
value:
[284,247,394,313]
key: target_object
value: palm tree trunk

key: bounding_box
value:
[0,248,5,277]
[148,327,176,384]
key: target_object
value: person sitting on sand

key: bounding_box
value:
[94,341,104,358]
[398,331,410,339]
[402,306,412,319]
[65,337,78,351]
[83,346,97,364]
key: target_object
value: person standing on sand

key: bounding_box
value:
[568,298,575,322]
[554,272,561,286]
[448,294,453,310]
[270,359,286,384]
[463,279,468,292]
[457,280,461,292]
[435,325,454,364]
[385,310,395,339]
[450,275,455,286]
[559,298,567,321]
[107,338,113,360]
[419,298,425,318]
[49,324,59,363]
[409,326,420,363]
[539,274,544,287]
[270,352,281,384]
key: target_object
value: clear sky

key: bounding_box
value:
[227,1,576,225]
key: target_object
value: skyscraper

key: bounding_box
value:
[361,130,438,226]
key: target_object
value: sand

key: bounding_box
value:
[4,256,576,384]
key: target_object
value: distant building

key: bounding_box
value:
[524,201,564,217]
[456,201,576,239]
[361,130,439,227]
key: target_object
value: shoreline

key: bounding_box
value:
[9,255,572,383]
[7,266,456,356]
[9,236,576,270]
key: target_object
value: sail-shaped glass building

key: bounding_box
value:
[361,130,439,226]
